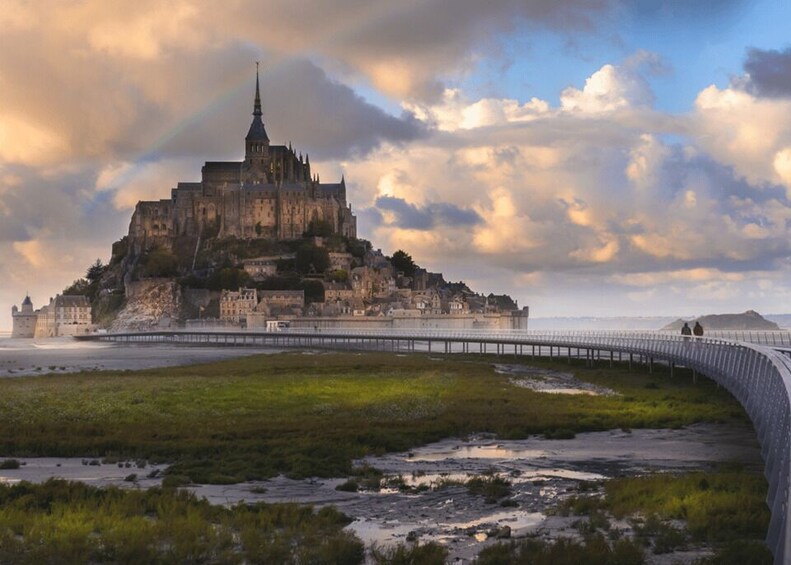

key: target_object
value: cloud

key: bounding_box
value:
[374,196,481,230]
[743,47,791,98]
[1,0,790,328]
[560,60,655,113]
[211,0,612,100]
[343,56,791,308]
[258,60,425,159]
[692,84,791,190]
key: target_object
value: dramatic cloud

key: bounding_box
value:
[2,1,791,328]
[373,196,481,230]
[340,58,791,317]
[692,84,791,196]
[209,0,611,100]
[744,47,791,98]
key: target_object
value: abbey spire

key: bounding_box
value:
[246,62,269,151]
[253,61,263,118]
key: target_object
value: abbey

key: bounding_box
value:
[128,67,357,252]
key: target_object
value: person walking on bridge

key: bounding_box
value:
[681,322,692,340]
[693,322,704,337]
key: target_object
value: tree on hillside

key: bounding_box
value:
[86,259,107,282]
[390,250,417,277]
[140,247,179,278]
[296,244,330,274]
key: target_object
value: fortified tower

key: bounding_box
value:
[11,295,37,338]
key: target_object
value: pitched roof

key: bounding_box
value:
[55,295,91,307]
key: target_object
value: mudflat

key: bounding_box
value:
[0,337,278,377]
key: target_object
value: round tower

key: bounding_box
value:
[11,295,37,338]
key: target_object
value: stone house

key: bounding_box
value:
[448,294,470,315]
[323,282,354,301]
[258,290,305,309]
[12,294,96,338]
[328,252,353,272]
[242,258,277,281]
[220,287,258,324]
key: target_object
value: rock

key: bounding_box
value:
[495,525,511,539]
[110,279,183,332]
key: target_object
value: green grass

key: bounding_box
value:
[604,471,769,542]
[477,533,645,565]
[0,352,747,483]
[554,469,771,561]
[0,479,363,564]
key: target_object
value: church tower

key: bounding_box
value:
[242,63,270,184]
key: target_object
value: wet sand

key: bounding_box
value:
[0,337,281,377]
[1,421,758,563]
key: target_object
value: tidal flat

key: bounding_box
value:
[0,349,771,563]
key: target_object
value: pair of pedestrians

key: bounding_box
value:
[681,321,704,337]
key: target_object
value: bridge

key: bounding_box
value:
[77,328,791,562]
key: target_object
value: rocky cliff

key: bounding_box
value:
[109,279,182,332]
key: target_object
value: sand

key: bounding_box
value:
[0,337,280,377]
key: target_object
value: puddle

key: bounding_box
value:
[449,510,545,532]
[0,457,167,488]
[494,364,616,396]
[406,444,546,462]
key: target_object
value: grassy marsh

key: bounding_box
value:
[0,352,748,483]
[547,469,771,563]
[0,479,362,564]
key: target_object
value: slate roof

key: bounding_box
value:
[54,295,91,308]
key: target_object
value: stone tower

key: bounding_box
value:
[242,62,271,184]
[11,295,37,338]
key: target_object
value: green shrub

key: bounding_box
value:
[697,540,772,564]
[370,541,447,564]
[0,459,20,470]
[467,475,511,503]
[477,533,644,565]
[336,479,359,492]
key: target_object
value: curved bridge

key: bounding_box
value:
[78,329,791,562]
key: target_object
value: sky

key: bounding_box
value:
[2,0,791,331]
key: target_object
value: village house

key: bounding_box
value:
[328,252,353,273]
[448,294,470,315]
[242,258,277,281]
[323,282,354,301]
[258,290,305,309]
[413,289,443,315]
[219,287,258,324]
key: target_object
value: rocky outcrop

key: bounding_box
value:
[662,310,780,332]
[110,279,182,332]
